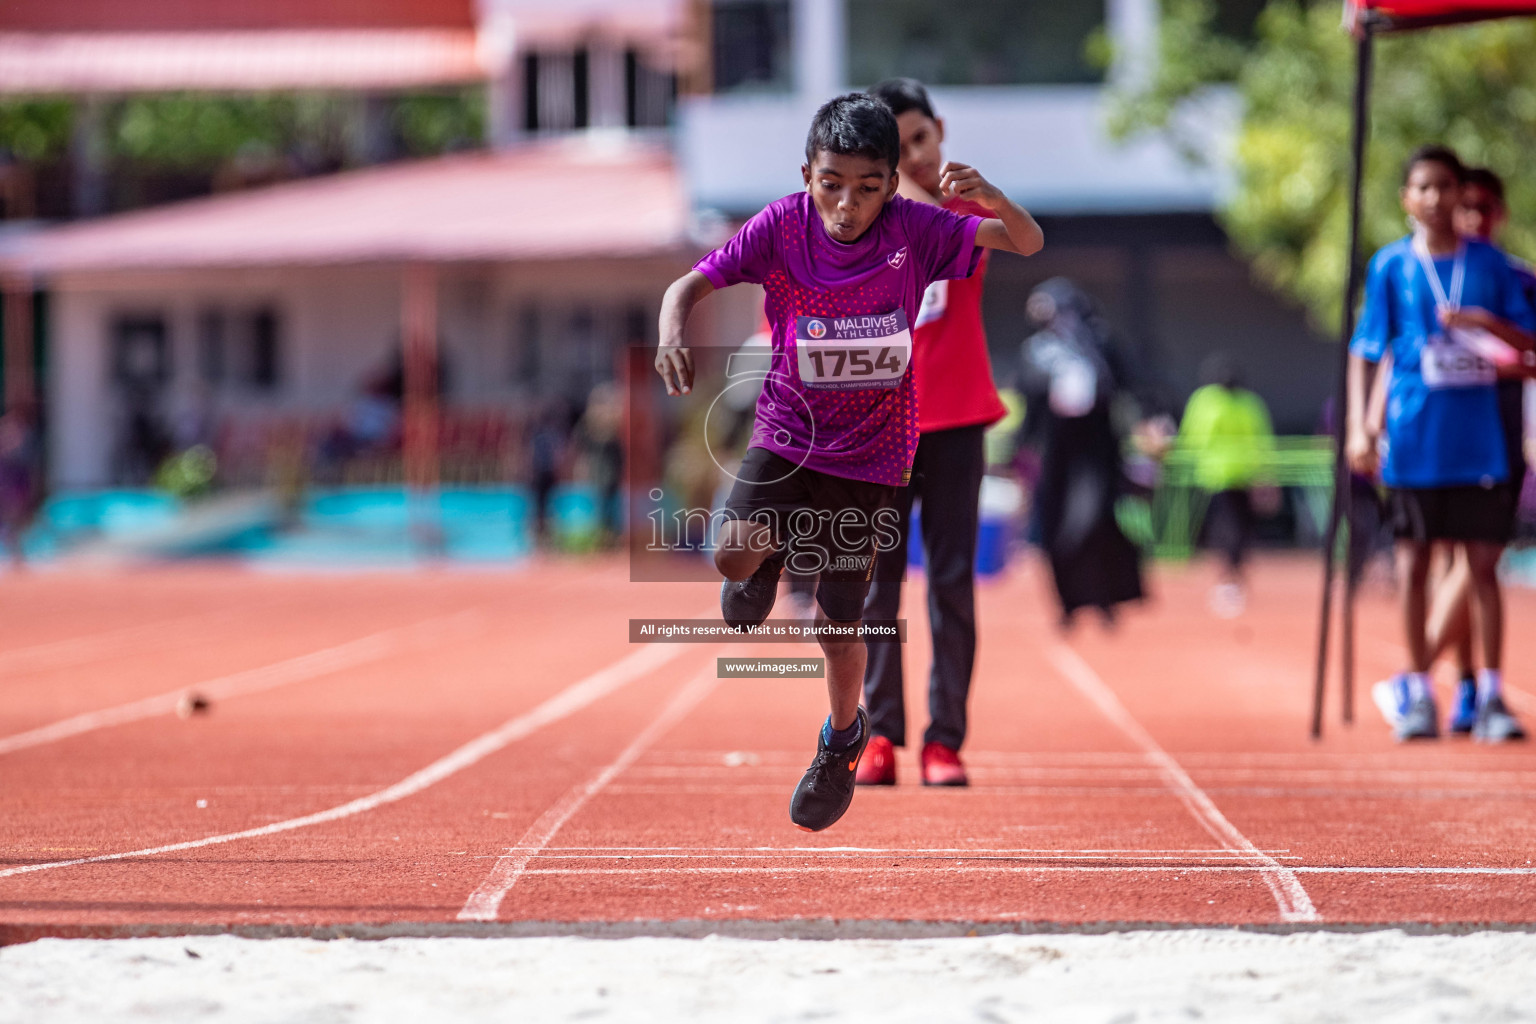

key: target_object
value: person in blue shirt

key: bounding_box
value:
[1348,145,1536,742]
[1415,167,1536,735]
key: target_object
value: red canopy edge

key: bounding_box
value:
[1347,0,1536,33]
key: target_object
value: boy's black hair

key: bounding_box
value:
[1401,144,1465,186]
[1463,166,1507,206]
[805,93,900,174]
[867,77,937,122]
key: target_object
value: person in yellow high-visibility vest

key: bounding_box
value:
[1178,353,1276,617]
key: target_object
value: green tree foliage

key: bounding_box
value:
[0,100,73,162]
[111,94,348,168]
[0,89,484,195]
[1113,0,1536,330]
[393,91,485,157]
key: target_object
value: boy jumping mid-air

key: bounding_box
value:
[655,94,1042,830]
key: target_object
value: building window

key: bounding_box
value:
[526,51,584,132]
[712,0,793,94]
[626,49,676,127]
[249,309,281,390]
[198,307,282,393]
[847,0,1106,87]
[197,310,225,386]
[525,48,676,132]
[111,315,170,390]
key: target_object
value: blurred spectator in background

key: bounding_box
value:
[0,400,42,567]
[346,370,403,453]
[117,402,173,486]
[528,398,572,548]
[1018,278,1145,628]
[574,381,626,548]
[1420,164,1534,733]
[1178,353,1277,618]
[322,369,401,469]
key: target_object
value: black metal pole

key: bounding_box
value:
[1343,563,1357,723]
[1313,26,1375,739]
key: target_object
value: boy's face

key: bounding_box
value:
[802,150,898,244]
[1455,182,1506,243]
[894,110,945,196]
[1401,160,1460,235]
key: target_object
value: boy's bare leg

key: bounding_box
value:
[714,518,776,581]
[1464,541,1504,673]
[1398,540,1434,673]
[1426,547,1476,674]
[816,601,865,730]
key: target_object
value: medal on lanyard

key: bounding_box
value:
[1410,231,1465,313]
[1412,232,1499,388]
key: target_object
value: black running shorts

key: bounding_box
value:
[1388,483,1516,545]
[722,447,901,622]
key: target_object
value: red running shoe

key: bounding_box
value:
[855,734,897,785]
[920,742,968,787]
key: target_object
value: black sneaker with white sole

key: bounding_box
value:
[790,707,870,832]
[1473,694,1526,743]
[721,548,786,631]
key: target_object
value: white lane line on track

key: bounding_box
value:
[0,611,484,757]
[604,783,1536,801]
[648,749,1534,767]
[1047,644,1321,924]
[0,640,691,881]
[513,865,1536,877]
[457,665,720,922]
[528,854,1303,863]
[540,846,1295,854]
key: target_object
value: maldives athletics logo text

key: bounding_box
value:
[805,319,828,340]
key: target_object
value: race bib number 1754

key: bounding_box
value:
[794,310,911,390]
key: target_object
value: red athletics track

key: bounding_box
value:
[2,554,1536,942]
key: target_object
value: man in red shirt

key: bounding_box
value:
[858,78,1009,786]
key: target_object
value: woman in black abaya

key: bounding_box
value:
[1017,279,1146,626]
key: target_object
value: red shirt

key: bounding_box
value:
[911,197,1007,433]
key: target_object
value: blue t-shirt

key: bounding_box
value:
[1350,236,1536,488]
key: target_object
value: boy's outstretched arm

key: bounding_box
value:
[655,270,715,396]
[938,161,1044,257]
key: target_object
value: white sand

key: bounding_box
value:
[2,929,1534,1023]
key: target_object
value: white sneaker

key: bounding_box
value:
[1208,582,1245,619]
[1372,675,1409,729]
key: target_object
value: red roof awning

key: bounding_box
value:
[0,140,694,275]
[0,30,484,93]
[0,1,686,95]
[1346,0,1536,32]
[0,0,474,33]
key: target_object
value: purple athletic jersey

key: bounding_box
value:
[694,192,983,486]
